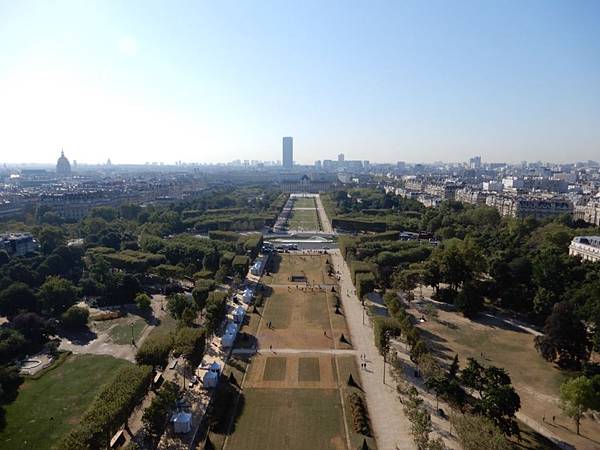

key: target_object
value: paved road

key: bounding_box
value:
[330,249,415,450]
[315,194,334,234]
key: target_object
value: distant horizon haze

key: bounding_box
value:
[1,1,599,164]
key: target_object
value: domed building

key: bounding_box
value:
[56,150,71,176]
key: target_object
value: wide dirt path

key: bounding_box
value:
[330,249,414,450]
[315,194,334,233]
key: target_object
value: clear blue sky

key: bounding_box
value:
[1,0,599,164]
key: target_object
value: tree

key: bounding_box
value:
[356,272,376,300]
[0,365,23,405]
[91,206,119,222]
[120,203,142,221]
[534,302,590,369]
[425,374,446,409]
[0,328,26,365]
[167,293,193,319]
[181,307,197,327]
[383,291,403,318]
[0,282,38,317]
[402,387,443,449]
[135,333,173,368]
[450,413,510,450]
[373,317,401,355]
[142,381,180,438]
[559,376,600,435]
[394,269,420,293]
[61,305,89,329]
[422,259,441,293]
[37,225,66,254]
[0,250,9,267]
[135,293,152,311]
[173,327,205,364]
[38,276,79,316]
[435,238,484,292]
[9,312,53,350]
[192,286,210,311]
[454,281,484,318]
[204,292,228,335]
[460,359,521,435]
[423,303,438,321]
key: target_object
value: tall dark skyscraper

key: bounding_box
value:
[282,136,293,169]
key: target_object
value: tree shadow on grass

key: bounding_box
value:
[56,326,98,345]
[509,426,575,450]
[234,332,258,350]
[130,306,159,326]
[209,381,246,436]
[266,253,282,275]
[470,313,529,334]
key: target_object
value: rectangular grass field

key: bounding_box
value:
[288,209,320,231]
[0,354,132,450]
[225,389,347,450]
[263,253,331,286]
[293,197,316,208]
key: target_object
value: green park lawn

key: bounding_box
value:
[293,197,316,208]
[94,314,148,345]
[288,209,320,231]
[298,357,320,382]
[410,304,592,448]
[263,357,287,381]
[263,253,330,285]
[0,354,132,450]
[225,388,347,450]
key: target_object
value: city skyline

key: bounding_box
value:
[1,1,599,164]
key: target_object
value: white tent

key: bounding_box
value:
[221,321,239,348]
[242,288,254,304]
[172,412,192,434]
[203,362,221,388]
[233,306,245,324]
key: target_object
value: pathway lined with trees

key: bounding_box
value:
[330,249,415,450]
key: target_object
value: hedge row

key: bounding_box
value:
[348,392,370,435]
[331,217,387,233]
[356,272,376,299]
[209,230,242,242]
[232,255,251,277]
[88,247,166,272]
[239,233,263,259]
[350,261,376,284]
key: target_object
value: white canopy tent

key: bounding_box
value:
[233,306,245,323]
[242,287,254,304]
[203,362,221,388]
[221,321,239,348]
[172,412,192,434]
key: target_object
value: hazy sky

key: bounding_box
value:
[1,1,599,165]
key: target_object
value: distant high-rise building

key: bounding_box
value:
[338,153,345,162]
[469,156,481,169]
[282,137,293,169]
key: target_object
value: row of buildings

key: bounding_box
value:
[383,159,600,224]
